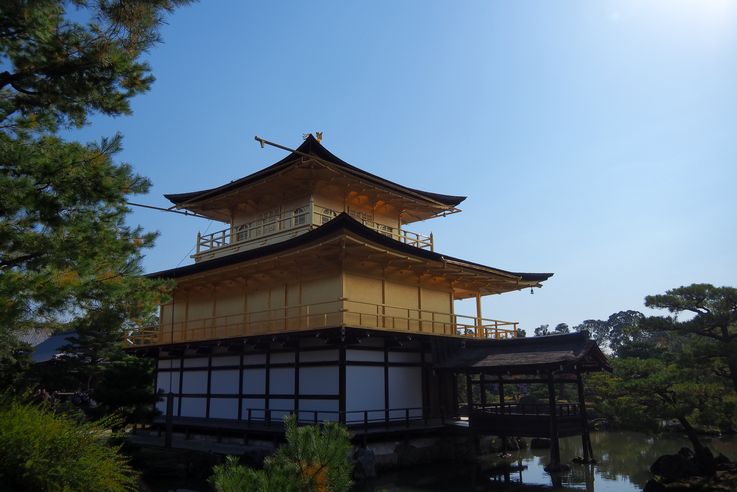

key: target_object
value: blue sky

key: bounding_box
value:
[70,0,737,330]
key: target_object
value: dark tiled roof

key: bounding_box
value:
[435,331,610,374]
[164,135,466,208]
[147,213,553,284]
[30,331,76,363]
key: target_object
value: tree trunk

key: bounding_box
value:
[677,416,705,454]
[728,357,737,394]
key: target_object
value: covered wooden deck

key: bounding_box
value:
[142,406,467,447]
[436,332,611,472]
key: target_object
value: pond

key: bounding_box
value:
[144,431,737,491]
[355,431,737,491]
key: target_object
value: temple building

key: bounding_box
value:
[127,135,608,469]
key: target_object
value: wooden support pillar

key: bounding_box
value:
[480,373,486,408]
[498,379,505,413]
[339,339,346,425]
[450,372,458,417]
[499,377,507,453]
[546,371,561,470]
[465,372,473,416]
[577,371,595,462]
[164,392,174,448]
[475,293,483,338]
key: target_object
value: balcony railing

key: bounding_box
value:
[195,207,433,257]
[124,298,518,347]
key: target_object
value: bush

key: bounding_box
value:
[0,397,138,492]
[210,416,353,492]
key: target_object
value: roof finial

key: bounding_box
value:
[302,132,323,142]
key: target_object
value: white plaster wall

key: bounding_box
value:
[388,367,423,419]
[242,368,266,394]
[157,359,180,369]
[300,349,338,362]
[156,372,180,393]
[388,351,421,363]
[346,349,384,362]
[210,369,239,394]
[243,353,267,365]
[181,370,208,394]
[270,399,295,420]
[271,352,295,363]
[242,398,265,419]
[299,366,338,394]
[299,399,339,422]
[212,355,240,367]
[182,357,208,368]
[180,397,207,417]
[155,396,179,416]
[270,367,295,394]
[209,398,238,419]
[346,366,385,422]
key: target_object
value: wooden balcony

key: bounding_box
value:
[124,298,518,347]
[469,403,584,438]
[194,208,433,261]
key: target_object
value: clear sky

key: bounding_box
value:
[69,0,737,330]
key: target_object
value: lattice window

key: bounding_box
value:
[321,207,337,224]
[234,223,249,242]
[293,207,306,226]
[348,209,372,224]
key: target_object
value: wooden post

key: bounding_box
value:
[546,372,561,470]
[475,293,483,338]
[499,377,507,452]
[480,373,486,408]
[465,372,473,416]
[577,372,595,462]
[164,392,174,448]
[498,378,505,413]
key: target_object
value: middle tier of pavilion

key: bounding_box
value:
[133,214,552,347]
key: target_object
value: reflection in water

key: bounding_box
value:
[357,431,737,492]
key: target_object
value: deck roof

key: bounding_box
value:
[436,331,610,374]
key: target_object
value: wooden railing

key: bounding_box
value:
[123,298,518,346]
[195,207,433,256]
[472,402,581,417]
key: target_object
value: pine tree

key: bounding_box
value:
[0,1,191,375]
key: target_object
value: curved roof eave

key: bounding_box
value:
[164,135,466,208]
[147,213,553,285]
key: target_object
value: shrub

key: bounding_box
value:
[0,397,138,492]
[210,416,353,492]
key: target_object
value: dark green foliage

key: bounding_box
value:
[574,310,646,356]
[0,396,138,492]
[0,328,32,391]
[0,0,189,401]
[210,416,353,492]
[93,354,158,423]
[643,284,737,393]
[0,0,191,132]
[533,324,549,336]
[553,323,569,334]
[586,284,737,450]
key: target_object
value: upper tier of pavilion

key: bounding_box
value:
[165,135,466,262]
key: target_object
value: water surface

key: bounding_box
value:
[356,431,737,492]
[145,431,737,491]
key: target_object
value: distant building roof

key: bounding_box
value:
[436,331,610,374]
[29,331,75,363]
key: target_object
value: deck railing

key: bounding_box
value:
[472,402,581,417]
[195,207,433,257]
[124,298,519,346]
